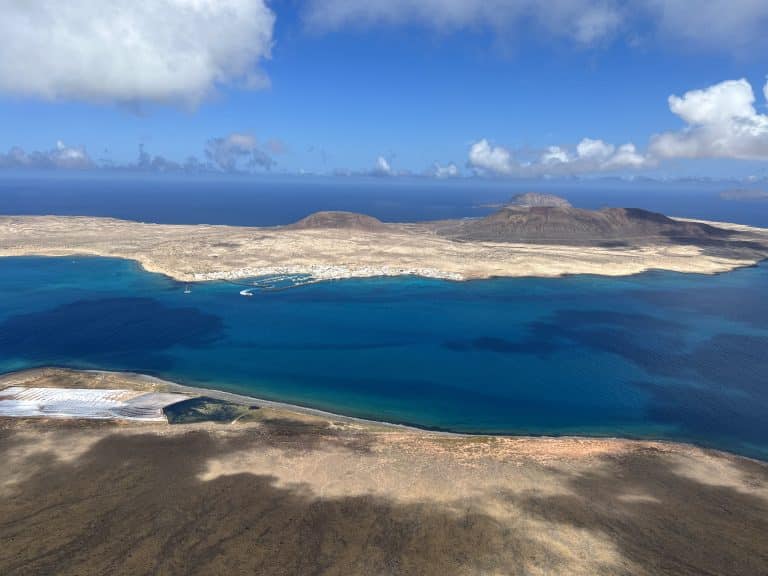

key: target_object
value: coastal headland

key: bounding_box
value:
[1,368,767,575]
[1,195,767,282]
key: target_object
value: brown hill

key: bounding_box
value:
[445,205,730,244]
[285,211,388,232]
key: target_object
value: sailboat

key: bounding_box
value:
[184,284,191,294]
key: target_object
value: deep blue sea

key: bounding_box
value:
[1,173,767,226]
[1,256,767,460]
[1,175,767,459]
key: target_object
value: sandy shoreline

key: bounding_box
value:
[0,366,604,438]
[100,369,455,435]
[1,214,767,283]
[1,366,761,462]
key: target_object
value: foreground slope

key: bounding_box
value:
[1,369,766,576]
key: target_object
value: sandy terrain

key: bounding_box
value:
[1,369,767,575]
[1,214,767,282]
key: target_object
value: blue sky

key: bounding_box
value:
[1,1,767,180]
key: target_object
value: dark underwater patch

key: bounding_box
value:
[445,309,689,377]
[690,333,768,394]
[0,297,224,369]
[633,285,768,329]
[633,379,768,447]
[442,336,560,356]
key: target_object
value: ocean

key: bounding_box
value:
[1,173,767,227]
[1,175,767,458]
[1,255,766,460]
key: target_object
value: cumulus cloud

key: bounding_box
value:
[204,133,276,171]
[576,138,614,161]
[541,146,571,165]
[468,137,651,177]
[0,141,93,169]
[468,76,768,177]
[431,162,460,178]
[649,78,768,161]
[372,155,394,176]
[0,0,275,104]
[468,140,515,175]
[304,0,621,44]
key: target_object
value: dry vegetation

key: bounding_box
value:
[1,369,767,575]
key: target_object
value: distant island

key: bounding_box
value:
[720,188,768,201]
[1,193,767,282]
[508,192,573,208]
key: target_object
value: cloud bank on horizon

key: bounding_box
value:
[0,141,92,170]
[468,77,768,177]
[0,133,279,175]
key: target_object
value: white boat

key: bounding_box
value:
[239,289,254,297]
[184,285,191,294]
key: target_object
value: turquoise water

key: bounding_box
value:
[1,256,767,459]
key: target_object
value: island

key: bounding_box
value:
[2,197,768,574]
[1,194,767,283]
[1,367,766,575]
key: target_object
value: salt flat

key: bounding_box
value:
[0,386,188,422]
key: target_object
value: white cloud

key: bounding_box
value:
[51,141,91,168]
[646,0,768,53]
[0,133,284,173]
[304,1,768,54]
[372,155,393,176]
[468,140,515,175]
[468,137,650,176]
[605,143,647,168]
[0,141,93,169]
[576,138,614,161]
[468,76,768,177]
[205,133,276,171]
[0,0,275,104]
[571,5,621,44]
[304,0,622,44]
[649,78,768,161]
[541,146,571,165]
[432,162,460,178]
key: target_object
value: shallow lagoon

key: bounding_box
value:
[1,256,767,459]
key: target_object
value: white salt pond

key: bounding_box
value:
[0,387,188,422]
